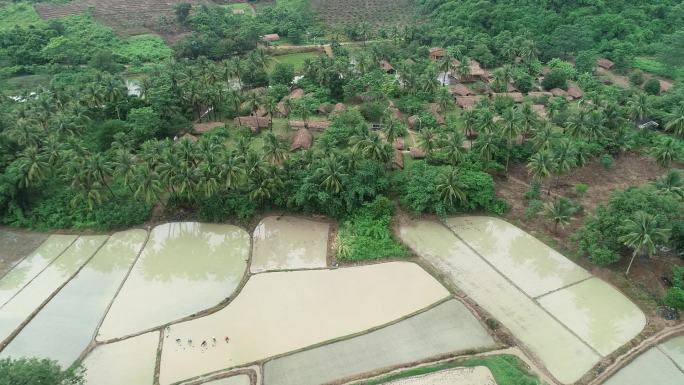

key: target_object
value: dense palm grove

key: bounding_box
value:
[0,1,683,296]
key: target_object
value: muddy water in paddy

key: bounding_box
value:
[200,375,251,385]
[251,216,329,273]
[398,220,598,384]
[83,331,158,385]
[159,262,449,385]
[0,230,147,366]
[538,278,645,356]
[0,235,107,342]
[0,234,76,306]
[97,223,249,340]
[446,216,589,297]
[0,230,49,277]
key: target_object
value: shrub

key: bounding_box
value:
[629,70,644,86]
[269,63,295,86]
[588,246,620,266]
[197,192,256,223]
[525,199,543,219]
[644,78,661,95]
[574,183,588,198]
[524,180,541,200]
[673,266,684,289]
[600,154,614,169]
[663,287,684,311]
[542,69,567,90]
[336,196,408,261]
[0,357,83,385]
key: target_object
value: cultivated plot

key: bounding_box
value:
[83,331,159,385]
[159,262,449,385]
[200,375,251,385]
[251,216,329,273]
[604,336,684,385]
[0,234,76,306]
[445,216,589,297]
[0,230,48,276]
[384,366,497,385]
[1,229,147,366]
[263,300,496,385]
[538,278,646,356]
[97,222,249,340]
[0,235,108,343]
[399,220,599,384]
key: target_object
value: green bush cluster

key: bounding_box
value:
[664,266,684,312]
[0,357,83,385]
[336,197,408,261]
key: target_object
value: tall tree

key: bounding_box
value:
[619,211,670,276]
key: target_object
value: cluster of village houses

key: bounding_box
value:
[181,47,672,169]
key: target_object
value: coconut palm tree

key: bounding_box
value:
[474,132,500,163]
[382,117,407,146]
[435,86,453,113]
[627,93,650,122]
[651,137,679,167]
[653,170,684,199]
[619,211,670,276]
[439,53,453,85]
[15,146,48,188]
[552,139,577,187]
[518,103,538,144]
[436,167,466,207]
[133,164,165,208]
[417,128,438,156]
[219,151,245,190]
[498,107,520,171]
[462,109,478,146]
[665,104,684,137]
[527,150,556,195]
[262,131,288,164]
[316,154,347,193]
[441,134,466,166]
[545,198,575,233]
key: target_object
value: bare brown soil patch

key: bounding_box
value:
[496,152,682,319]
[34,0,212,40]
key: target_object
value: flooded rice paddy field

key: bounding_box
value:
[159,262,449,385]
[97,222,249,340]
[0,215,659,385]
[0,230,147,366]
[383,366,497,385]
[250,216,329,273]
[263,300,495,385]
[0,229,49,277]
[604,335,684,385]
[83,331,159,385]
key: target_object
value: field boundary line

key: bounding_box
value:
[0,235,78,309]
[533,276,593,300]
[444,224,603,357]
[588,326,684,385]
[0,235,109,351]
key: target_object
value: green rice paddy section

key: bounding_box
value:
[399,220,599,385]
[263,300,496,385]
[0,234,75,306]
[0,229,147,367]
[660,335,684,369]
[97,222,250,341]
[0,235,108,344]
[83,331,158,385]
[445,217,589,298]
[604,339,684,385]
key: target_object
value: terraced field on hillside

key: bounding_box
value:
[310,0,415,27]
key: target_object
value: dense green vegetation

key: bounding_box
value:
[359,354,542,385]
[0,357,83,385]
[336,196,408,261]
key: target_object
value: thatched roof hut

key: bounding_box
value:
[333,102,346,112]
[428,103,446,126]
[394,137,405,150]
[567,86,583,99]
[410,147,426,159]
[659,79,673,92]
[407,115,419,129]
[455,96,481,110]
[528,91,553,98]
[449,83,474,96]
[288,120,330,130]
[192,121,224,135]
[391,108,404,122]
[429,47,444,61]
[177,133,198,142]
[450,59,489,82]
[379,60,395,74]
[393,149,404,169]
[276,101,288,117]
[493,92,523,103]
[597,58,614,70]
[287,88,305,99]
[290,128,313,151]
[507,83,519,92]
[550,88,567,97]
[532,104,547,119]
[234,116,269,133]
[261,33,280,42]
